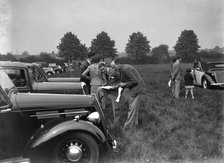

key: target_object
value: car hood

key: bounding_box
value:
[48,77,80,82]
[10,93,94,110]
[208,69,224,83]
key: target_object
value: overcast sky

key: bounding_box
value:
[0,0,223,54]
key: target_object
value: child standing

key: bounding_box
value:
[184,68,195,99]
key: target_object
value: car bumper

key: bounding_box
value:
[211,83,224,87]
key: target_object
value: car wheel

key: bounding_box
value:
[202,78,210,89]
[52,132,99,163]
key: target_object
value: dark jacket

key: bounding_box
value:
[184,72,194,86]
[79,60,90,85]
[119,64,145,97]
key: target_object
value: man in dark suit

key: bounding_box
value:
[110,58,145,130]
[79,52,95,94]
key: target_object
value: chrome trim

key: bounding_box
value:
[30,110,89,118]
[211,83,224,87]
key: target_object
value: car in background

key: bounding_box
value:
[0,68,116,162]
[33,62,56,76]
[193,59,224,89]
[48,63,63,74]
[0,61,86,94]
[42,66,55,76]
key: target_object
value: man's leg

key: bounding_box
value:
[96,87,108,110]
[108,92,119,127]
[123,93,140,129]
[174,80,181,98]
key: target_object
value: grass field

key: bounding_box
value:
[57,64,224,163]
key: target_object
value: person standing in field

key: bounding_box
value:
[97,63,121,128]
[184,68,195,99]
[79,52,95,94]
[110,58,145,130]
[82,55,105,96]
[171,56,182,98]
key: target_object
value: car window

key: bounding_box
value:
[4,68,27,87]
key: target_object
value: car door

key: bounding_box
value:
[0,87,40,159]
[193,62,204,86]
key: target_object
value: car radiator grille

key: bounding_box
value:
[215,71,224,83]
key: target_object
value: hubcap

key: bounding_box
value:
[66,143,83,162]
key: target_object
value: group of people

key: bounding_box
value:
[79,52,145,131]
[79,53,195,131]
[170,56,195,99]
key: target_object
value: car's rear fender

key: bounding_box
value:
[26,119,105,150]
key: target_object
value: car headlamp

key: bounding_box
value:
[87,112,100,123]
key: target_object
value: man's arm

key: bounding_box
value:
[171,63,180,81]
[121,68,138,88]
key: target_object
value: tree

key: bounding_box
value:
[6,52,17,61]
[125,32,151,63]
[174,30,200,62]
[39,52,52,63]
[90,31,117,60]
[21,51,29,57]
[57,32,87,62]
[151,44,170,63]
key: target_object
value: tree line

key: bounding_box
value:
[1,30,223,64]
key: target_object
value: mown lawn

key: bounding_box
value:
[57,64,224,163]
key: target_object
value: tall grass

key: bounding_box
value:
[61,64,224,162]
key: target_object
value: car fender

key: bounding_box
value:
[28,119,105,149]
[202,74,215,85]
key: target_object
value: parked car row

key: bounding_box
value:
[34,62,67,76]
[0,61,117,163]
[0,61,82,94]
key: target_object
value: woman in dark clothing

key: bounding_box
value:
[184,68,195,99]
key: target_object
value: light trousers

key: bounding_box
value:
[172,80,181,98]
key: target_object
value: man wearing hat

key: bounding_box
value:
[171,56,182,98]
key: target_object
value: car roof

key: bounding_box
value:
[199,58,224,63]
[0,61,32,68]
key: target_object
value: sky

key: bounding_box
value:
[0,0,223,55]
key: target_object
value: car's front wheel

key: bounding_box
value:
[202,78,210,89]
[52,132,99,163]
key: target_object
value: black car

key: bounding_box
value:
[193,59,224,89]
[0,69,117,163]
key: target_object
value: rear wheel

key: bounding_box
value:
[52,132,99,163]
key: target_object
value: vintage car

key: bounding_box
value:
[0,68,116,163]
[48,63,63,74]
[42,66,56,76]
[193,59,224,89]
[0,61,85,94]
